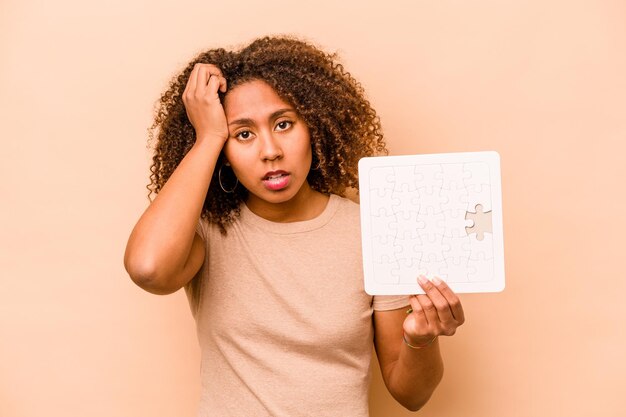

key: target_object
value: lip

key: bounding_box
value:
[262,170,290,191]
[262,170,289,180]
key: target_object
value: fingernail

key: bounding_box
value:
[418,275,428,285]
[432,276,442,285]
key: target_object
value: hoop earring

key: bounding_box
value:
[218,164,238,193]
[311,158,321,171]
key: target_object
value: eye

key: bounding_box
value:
[234,130,254,141]
[275,120,293,131]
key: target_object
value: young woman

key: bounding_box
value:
[124,36,465,416]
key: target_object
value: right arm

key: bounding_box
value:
[123,64,228,295]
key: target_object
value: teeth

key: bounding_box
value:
[266,174,285,180]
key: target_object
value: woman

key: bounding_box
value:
[124,35,464,416]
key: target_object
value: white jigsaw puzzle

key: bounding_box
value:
[358,151,505,295]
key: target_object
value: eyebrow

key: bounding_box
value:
[228,108,295,127]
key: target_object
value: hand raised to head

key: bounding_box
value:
[182,63,229,144]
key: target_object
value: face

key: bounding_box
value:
[222,79,313,211]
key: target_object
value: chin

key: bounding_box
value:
[249,183,305,205]
[262,190,299,204]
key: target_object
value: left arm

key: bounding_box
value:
[373,276,465,411]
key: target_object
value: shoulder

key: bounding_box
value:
[331,193,360,217]
[328,193,359,220]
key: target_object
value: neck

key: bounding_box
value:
[245,183,329,223]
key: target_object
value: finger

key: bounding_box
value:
[195,65,209,94]
[408,295,429,329]
[199,66,226,95]
[433,277,465,324]
[418,275,455,324]
[203,63,223,77]
[201,64,224,82]
[184,63,201,96]
[416,294,438,326]
[206,75,223,98]
[218,75,227,93]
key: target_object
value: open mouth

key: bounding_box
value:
[263,173,288,181]
[262,171,290,190]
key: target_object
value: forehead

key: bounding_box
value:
[223,80,293,119]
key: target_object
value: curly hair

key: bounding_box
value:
[147,35,387,232]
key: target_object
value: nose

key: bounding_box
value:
[259,131,283,161]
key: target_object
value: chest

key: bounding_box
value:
[201,228,373,350]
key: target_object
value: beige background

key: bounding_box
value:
[2,0,625,416]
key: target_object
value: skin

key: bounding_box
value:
[222,80,329,223]
[125,63,465,411]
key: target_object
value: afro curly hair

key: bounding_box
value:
[147,35,387,233]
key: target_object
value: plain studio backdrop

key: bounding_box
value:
[1,1,625,416]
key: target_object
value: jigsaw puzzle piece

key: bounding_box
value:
[393,165,419,191]
[391,258,422,284]
[440,186,469,212]
[371,209,397,244]
[442,209,474,237]
[393,211,424,239]
[438,163,471,190]
[469,232,494,260]
[416,208,445,241]
[440,257,473,282]
[419,234,449,261]
[418,253,448,280]
[391,186,420,216]
[373,260,400,284]
[466,184,492,213]
[370,188,397,216]
[393,234,423,262]
[415,164,443,189]
[464,162,490,188]
[369,166,395,197]
[417,186,447,214]
[468,252,494,282]
[372,236,400,264]
[442,233,471,264]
